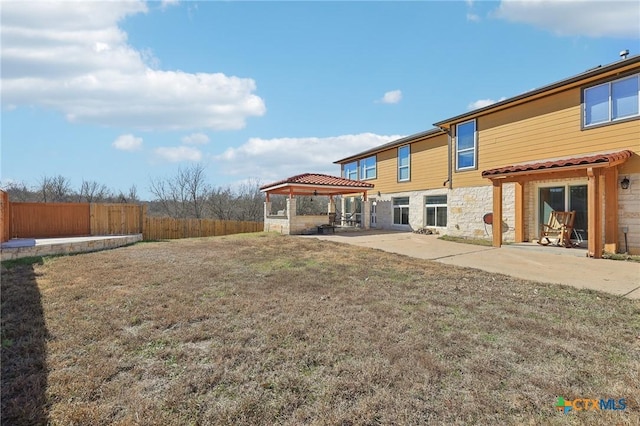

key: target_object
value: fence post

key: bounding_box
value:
[141,204,147,240]
[0,190,10,242]
[89,203,96,236]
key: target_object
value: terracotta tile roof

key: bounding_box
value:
[260,173,374,191]
[482,150,634,178]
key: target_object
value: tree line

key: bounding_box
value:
[2,164,329,222]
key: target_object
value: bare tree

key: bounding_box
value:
[79,180,110,202]
[149,164,209,218]
[1,180,34,201]
[206,186,235,220]
[232,178,264,221]
[38,175,72,202]
[127,185,139,203]
[205,179,265,222]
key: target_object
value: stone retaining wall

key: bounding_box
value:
[1,234,143,261]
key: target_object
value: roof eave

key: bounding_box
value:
[434,54,640,129]
[334,128,444,164]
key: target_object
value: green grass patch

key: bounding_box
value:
[438,234,495,246]
[603,252,640,262]
[1,256,46,269]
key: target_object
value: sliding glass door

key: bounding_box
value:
[538,184,588,245]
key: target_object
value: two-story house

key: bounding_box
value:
[335,54,640,257]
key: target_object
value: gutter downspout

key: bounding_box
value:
[438,126,453,190]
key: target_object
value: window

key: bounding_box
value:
[360,156,377,180]
[343,161,358,180]
[393,197,410,225]
[456,120,476,170]
[398,146,410,181]
[584,74,639,127]
[425,195,447,227]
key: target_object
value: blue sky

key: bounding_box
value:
[2,0,639,200]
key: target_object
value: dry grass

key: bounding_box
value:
[2,232,639,425]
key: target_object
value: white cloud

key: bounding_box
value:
[493,0,640,38]
[154,146,203,163]
[378,90,402,104]
[112,134,143,151]
[181,133,210,145]
[214,133,404,182]
[467,13,480,22]
[0,1,265,130]
[161,0,180,10]
[468,97,507,110]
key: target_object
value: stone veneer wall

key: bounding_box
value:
[263,199,331,235]
[447,183,516,242]
[290,215,331,234]
[618,173,639,254]
[372,189,450,232]
[1,234,142,261]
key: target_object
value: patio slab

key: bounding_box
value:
[1,235,143,261]
[304,231,640,299]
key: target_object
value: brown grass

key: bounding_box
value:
[2,232,639,425]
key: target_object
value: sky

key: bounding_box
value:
[1,0,639,201]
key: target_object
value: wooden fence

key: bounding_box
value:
[9,202,92,239]
[144,217,262,240]
[0,194,262,242]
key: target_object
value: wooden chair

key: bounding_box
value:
[538,210,576,248]
[328,212,337,226]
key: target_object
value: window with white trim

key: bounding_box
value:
[425,195,447,227]
[393,197,410,225]
[584,73,639,127]
[456,120,477,170]
[360,156,376,180]
[398,145,410,181]
[343,161,358,180]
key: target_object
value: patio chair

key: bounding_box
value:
[329,212,337,226]
[538,210,576,248]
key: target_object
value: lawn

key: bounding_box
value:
[2,232,639,425]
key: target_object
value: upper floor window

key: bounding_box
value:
[343,161,358,180]
[398,145,410,181]
[584,74,639,127]
[360,156,376,180]
[456,120,477,171]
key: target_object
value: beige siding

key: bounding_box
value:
[362,134,449,195]
[453,87,640,188]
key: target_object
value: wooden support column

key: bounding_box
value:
[492,179,503,247]
[515,181,524,243]
[587,167,603,258]
[603,167,619,254]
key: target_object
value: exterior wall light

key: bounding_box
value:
[620,177,630,190]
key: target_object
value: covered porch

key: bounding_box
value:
[260,173,374,235]
[483,150,633,258]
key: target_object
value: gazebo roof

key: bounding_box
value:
[260,173,374,197]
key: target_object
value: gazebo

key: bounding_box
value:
[260,173,374,234]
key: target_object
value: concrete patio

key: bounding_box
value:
[303,230,640,299]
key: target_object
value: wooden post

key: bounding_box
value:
[603,167,618,254]
[141,204,147,238]
[0,190,9,242]
[587,167,603,258]
[89,203,96,235]
[492,179,503,247]
[515,181,524,243]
